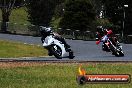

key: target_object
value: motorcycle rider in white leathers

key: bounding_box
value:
[40,26,70,55]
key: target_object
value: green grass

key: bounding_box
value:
[0,63,131,88]
[0,7,29,25]
[0,40,47,58]
[0,7,31,33]
[10,7,30,25]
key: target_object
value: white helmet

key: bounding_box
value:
[45,27,52,32]
[40,26,46,31]
[40,26,52,33]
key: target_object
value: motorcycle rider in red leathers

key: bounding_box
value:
[95,26,115,52]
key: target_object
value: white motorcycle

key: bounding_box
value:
[43,35,75,59]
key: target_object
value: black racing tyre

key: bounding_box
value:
[109,44,120,57]
[51,45,62,59]
[119,51,124,57]
[115,51,120,57]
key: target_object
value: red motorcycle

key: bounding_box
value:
[101,36,124,57]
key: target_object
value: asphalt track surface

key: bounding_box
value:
[0,33,132,62]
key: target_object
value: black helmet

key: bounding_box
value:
[97,26,103,32]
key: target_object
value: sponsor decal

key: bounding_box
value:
[77,64,131,85]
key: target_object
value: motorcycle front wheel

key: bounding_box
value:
[118,51,124,56]
[51,45,62,59]
[109,44,120,57]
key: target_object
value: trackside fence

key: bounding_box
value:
[0,22,132,43]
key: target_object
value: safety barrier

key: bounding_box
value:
[0,21,96,40]
[1,21,131,43]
